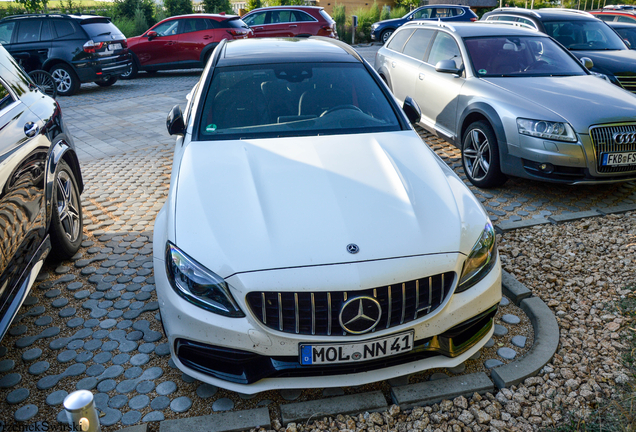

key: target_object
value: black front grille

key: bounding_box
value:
[617,76,636,93]
[245,272,456,336]
[589,123,636,173]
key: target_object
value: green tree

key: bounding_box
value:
[202,0,232,14]
[114,0,155,26]
[164,0,193,17]
[332,3,346,40]
[246,0,261,12]
[133,7,148,35]
[15,0,48,13]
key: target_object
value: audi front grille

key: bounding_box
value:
[245,272,456,336]
[589,123,636,173]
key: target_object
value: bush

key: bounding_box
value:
[155,4,167,22]
[133,7,148,35]
[164,0,192,17]
[332,3,346,40]
[390,6,407,19]
[246,0,261,11]
[112,17,136,37]
[202,0,232,14]
[350,0,380,42]
[114,0,155,26]
[380,5,390,21]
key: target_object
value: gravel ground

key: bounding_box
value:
[276,211,636,431]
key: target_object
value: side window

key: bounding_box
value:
[427,32,463,69]
[183,19,208,33]
[0,80,15,112]
[484,16,498,21]
[412,8,431,19]
[40,20,52,41]
[453,8,465,16]
[17,20,41,43]
[498,16,518,22]
[386,28,414,52]
[518,18,537,28]
[152,20,180,36]
[293,11,315,22]
[53,20,76,38]
[402,29,435,60]
[596,14,616,21]
[272,11,292,24]
[243,12,266,26]
[0,22,15,44]
[433,8,452,18]
[617,15,636,22]
[207,19,220,29]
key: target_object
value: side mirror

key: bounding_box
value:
[147,30,158,40]
[435,59,461,74]
[408,14,414,20]
[403,96,421,125]
[166,105,185,136]
[580,57,594,69]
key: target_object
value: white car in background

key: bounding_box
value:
[153,37,501,393]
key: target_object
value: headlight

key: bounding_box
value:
[371,23,379,29]
[590,71,611,83]
[457,222,497,293]
[517,118,577,143]
[165,242,244,317]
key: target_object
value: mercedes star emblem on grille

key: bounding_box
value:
[339,296,382,334]
[346,243,359,254]
[613,132,636,145]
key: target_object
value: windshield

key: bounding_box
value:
[221,18,250,29]
[543,20,626,50]
[198,62,401,140]
[465,36,587,77]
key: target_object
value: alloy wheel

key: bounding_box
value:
[463,128,492,182]
[56,170,81,242]
[51,68,72,93]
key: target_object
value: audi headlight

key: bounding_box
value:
[517,118,577,143]
[165,242,244,317]
[457,222,497,293]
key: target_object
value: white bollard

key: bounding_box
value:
[63,390,102,432]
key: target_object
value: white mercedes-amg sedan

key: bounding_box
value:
[153,37,502,393]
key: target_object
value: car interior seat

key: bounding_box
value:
[298,83,350,117]
[206,79,270,131]
[555,24,576,47]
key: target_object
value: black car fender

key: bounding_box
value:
[42,58,77,76]
[457,103,508,156]
[45,139,82,226]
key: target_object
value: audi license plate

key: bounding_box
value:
[300,331,414,365]
[108,43,122,51]
[602,152,636,166]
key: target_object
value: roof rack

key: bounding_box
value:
[406,20,456,31]
[540,8,595,17]
[479,20,538,30]
[491,7,542,17]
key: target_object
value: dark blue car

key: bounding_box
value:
[371,5,478,43]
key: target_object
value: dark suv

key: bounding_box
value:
[0,14,131,96]
[482,8,636,92]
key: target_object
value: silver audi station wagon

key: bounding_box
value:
[375,21,636,187]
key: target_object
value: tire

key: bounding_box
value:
[121,61,138,79]
[461,121,507,188]
[49,64,80,96]
[381,29,394,44]
[49,160,83,260]
[28,70,57,98]
[95,76,118,87]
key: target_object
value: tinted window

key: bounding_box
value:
[386,28,414,52]
[518,18,537,28]
[433,8,453,18]
[199,63,401,140]
[207,19,220,29]
[617,15,636,22]
[53,20,76,38]
[0,22,15,44]
[498,16,518,22]
[272,10,292,24]
[402,29,435,60]
[427,32,462,69]
[81,20,125,39]
[40,20,52,40]
[464,36,587,77]
[452,8,465,16]
[319,10,334,23]
[183,18,208,33]
[220,18,250,29]
[153,20,180,36]
[0,80,14,112]
[243,12,265,26]
[294,11,315,22]
[616,27,636,46]
[17,20,41,43]
[412,8,432,19]
[543,20,626,50]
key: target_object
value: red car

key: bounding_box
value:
[123,14,252,78]
[591,11,636,22]
[241,6,337,38]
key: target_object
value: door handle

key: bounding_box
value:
[419,73,425,80]
[391,61,396,68]
[203,35,211,39]
[289,25,297,27]
[254,27,264,30]
[166,42,176,46]
[37,49,48,55]
[24,122,39,138]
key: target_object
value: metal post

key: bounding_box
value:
[64,390,102,432]
[352,15,358,45]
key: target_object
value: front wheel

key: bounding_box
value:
[50,64,80,96]
[381,29,394,44]
[49,160,83,260]
[461,121,507,188]
[95,76,118,87]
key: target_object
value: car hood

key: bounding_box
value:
[569,49,636,74]
[483,75,636,132]
[173,132,485,277]
[375,17,406,28]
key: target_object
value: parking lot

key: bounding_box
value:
[0,43,634,430]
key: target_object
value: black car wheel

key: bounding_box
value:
[28,70,58,99]
[381,29,394,44]
[50,64,80,96]
[121,61,138,80]
[50,160,83,259]
[95,76,118,87]
[461,121,507,188]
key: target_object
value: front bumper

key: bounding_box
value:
[154,245,502,393]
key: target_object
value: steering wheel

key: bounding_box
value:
[524,60,549,72]
[320,104,363,117]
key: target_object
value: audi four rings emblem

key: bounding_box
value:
[346,243,359,254]
[339,296,382,334]
[613,132,636,145]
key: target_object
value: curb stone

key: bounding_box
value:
[501,270,532,306]
[548,210,602,224]
[280,391,388,425]
[118,425,148,432]
[159,407,271,432]
[494,218,550,233]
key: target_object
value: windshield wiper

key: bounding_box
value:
[96,31,111,36]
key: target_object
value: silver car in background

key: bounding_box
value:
[375,21,636,188]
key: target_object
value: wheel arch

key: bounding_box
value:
[42,59,77,76]
[45,140,83,227]
[200,43,220,65]
[458,103,507,157]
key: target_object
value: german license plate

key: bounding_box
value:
[108,43,122,51]
[602,152,636,166]
[299,331,414,365]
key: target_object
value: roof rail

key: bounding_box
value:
[492,7,542,17]
[540,8,595,17]
[406,20,456,32]
[479,20,538,30]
